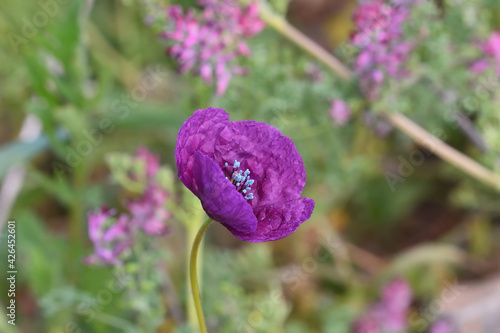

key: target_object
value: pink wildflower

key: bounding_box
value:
[135,147,160,178]
[429,320,456,333]
[85,148,171,266]
[161,0,264,96]
[329,99,352,126]
[353,278,413,333]
[351,0,418,100]
[128,185,170,236]
[85,208,133,265]
[471,31,500,76]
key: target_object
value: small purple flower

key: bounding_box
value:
[329,99,352,126]
[162,0,264,96]
[381,278,412,330]
[483,31,500,57]
[85,208,133,265]
[352,307,383,333]
[382,278,412,309]
[135,147,160,178]
[429,319,456,333]
[175,108,315,242]
[128,147,170,236]
[470,31,500,76]
[351,0,417,100]
[128,185,170,236]
[470,59,490,74]
[85,148,171,265]
[353,278,412,333]
[305,63,324,83]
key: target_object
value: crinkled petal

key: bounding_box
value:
[213,121,306,207]
[227,197,314,242]
[192,151,257,232]
[175,108,229,194]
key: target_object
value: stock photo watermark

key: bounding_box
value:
[409,279,467,332]
[8,0,72,53]
[5,221,17,326]
[384,129,446,193]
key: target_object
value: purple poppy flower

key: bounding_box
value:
[175,108,315,242]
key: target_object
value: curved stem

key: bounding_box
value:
[189,217,213,333]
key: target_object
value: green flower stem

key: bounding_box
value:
[258,4,500,191]
[189,217,213,333]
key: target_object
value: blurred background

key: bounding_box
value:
[1,0,500,332]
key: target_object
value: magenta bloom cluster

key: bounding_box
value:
[470,32,500,76]
[353,278,413,333]
[85,208,133,266]
[85,148,170,265]
[351,0,417,100]
[175,108,315,242]
[353,278,456,333]
[429,320,456,333]
[161,0,264,96]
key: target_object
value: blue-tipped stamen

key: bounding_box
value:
[224,159,255,200]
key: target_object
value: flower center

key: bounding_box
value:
[223,160,254,200]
